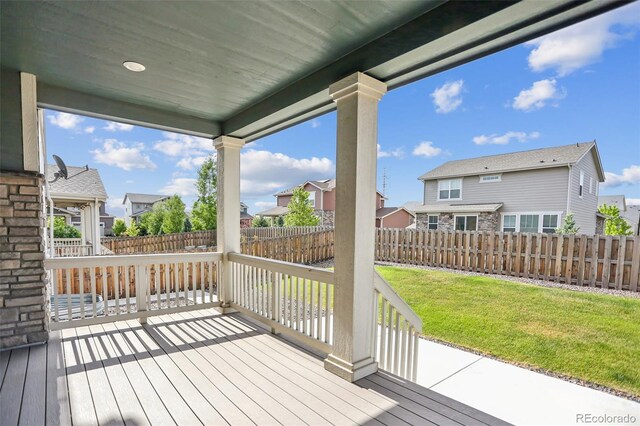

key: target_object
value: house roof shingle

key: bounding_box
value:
[419,142,600,180]
[123,193,168,204]
[413,203,503,213]
[47,164,107,200]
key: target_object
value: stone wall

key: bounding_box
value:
[0,172,48,349]
[416,211,499,232]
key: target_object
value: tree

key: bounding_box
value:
[124,221,140,237]
[252,216,269,227]
[140,203,166,235]
[284,187,320,227]
[192,157,217,230]
[161,195,186,234]
[275,216,285,227]
[48,216,81,238]
[556,212,580,235]
[184,217,193,232]
[112,219,126,236]
[599,203,633,236]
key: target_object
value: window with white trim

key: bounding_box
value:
[479,174,501,183]
[454,215,477,231]
[307,191,316,207]
[503,215,516,232]
[542,214,558,233]
[579,171,584,198]
[438,179,462,200]
[428,215,438,230]
[520,214,539,233]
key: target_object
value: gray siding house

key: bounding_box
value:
[415,142,605,235]
[122,193,169,225]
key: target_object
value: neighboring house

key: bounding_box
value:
[46,164,113,251]
[240,202,253,228]
[376,207,414,228]
[415,142,605,235]
[255,178,410,227]
[598,194,640,236]
[123,193,169,225]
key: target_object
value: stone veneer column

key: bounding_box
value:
[0,171,48,349]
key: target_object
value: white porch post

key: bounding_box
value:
[93,199,101,255]
[214,136,245,307]
[324,72,387,382]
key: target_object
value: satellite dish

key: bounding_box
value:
[48,155,89,183]
[53,155,68,180]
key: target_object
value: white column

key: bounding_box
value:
[324,72,387,382]
[93,199,101,255]
[214,136,245,307]
[80,207,88,244]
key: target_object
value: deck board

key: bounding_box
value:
[0,308,510,426]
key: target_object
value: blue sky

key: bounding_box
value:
[44,4,640,218]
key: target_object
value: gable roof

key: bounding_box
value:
[376,207,414,219]
[123,193,168,204]
[274,178,386,198]
[47,164,107,200]
[419,142,603,181]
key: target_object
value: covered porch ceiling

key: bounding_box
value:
[1,0,626,141]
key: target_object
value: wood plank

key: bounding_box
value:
[576,235,587,287]
[543,234,553,280]
[72,326,125,425]
[0,347,29,426]
[109,320,205,426]
[100,322,176,425]
[18,345,46,426]
[60,328,99,425]
[630,237,640,292]
[45,331,72,426]
[170,312,359,425]
[523,233,532,278]
[533,234,542,280]
[602,236,613,289]
[565,235,575,285]
[615,236,627,290]
[86,324,150,426]
[590,235,600,287]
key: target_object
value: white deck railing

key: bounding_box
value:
[373,271,422,381]
[228,252,335,353]
[54,244,93,257]
[53,238,83,246]
[44,252,222,329]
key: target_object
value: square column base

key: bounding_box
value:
[324,354,378,382]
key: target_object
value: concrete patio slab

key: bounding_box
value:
[416,338,640,426]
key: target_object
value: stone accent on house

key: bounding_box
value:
[0,172,48,349]
[477,212,500,232]
[416,211,500,232]
[595,215,605,235]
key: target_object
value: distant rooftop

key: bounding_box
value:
[419,142,602,180]
[46,164,107,200]
[123,193,168,204]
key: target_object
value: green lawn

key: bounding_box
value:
[376,265,640,397]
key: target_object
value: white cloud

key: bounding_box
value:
[526,3,640,76]
[377,144,405,159]
[627,198,640,206]
[310,119,321,128]
[159,177,197,197]
[104,121,134,132]
[91,139,156,171]
[105,197,125,215]
[412,141,443,158]
[603,165,640,187]
[176,156,210,170]
[48,112,83,129]
[153,132,214,158]
[431,80,464,113]
[84,126,95,134]
[473,131,540,145]
[240,149,334,197]
[125,180,134,184]
[512,79,564,111]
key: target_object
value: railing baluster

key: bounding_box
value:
[400,319,408,378]
[386,304,393,372]
[90,267,97,318]
[101,267,108,318]
[325,281,330,344]
[53,270,60,322]
[393,310,401,375]
[125,264,131,313]
[380,296,387,370]
[79,267,85,320]
[315,280,321,340]
[65,268,72,321]
[114,265,120,315]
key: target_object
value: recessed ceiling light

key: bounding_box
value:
[123,61,145,72]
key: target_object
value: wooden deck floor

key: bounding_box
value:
[0,309,509,425]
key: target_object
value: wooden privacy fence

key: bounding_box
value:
[240,230,335,264]
[242,226,332,239]
[102,230,217,254]
[375,229,640,292]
